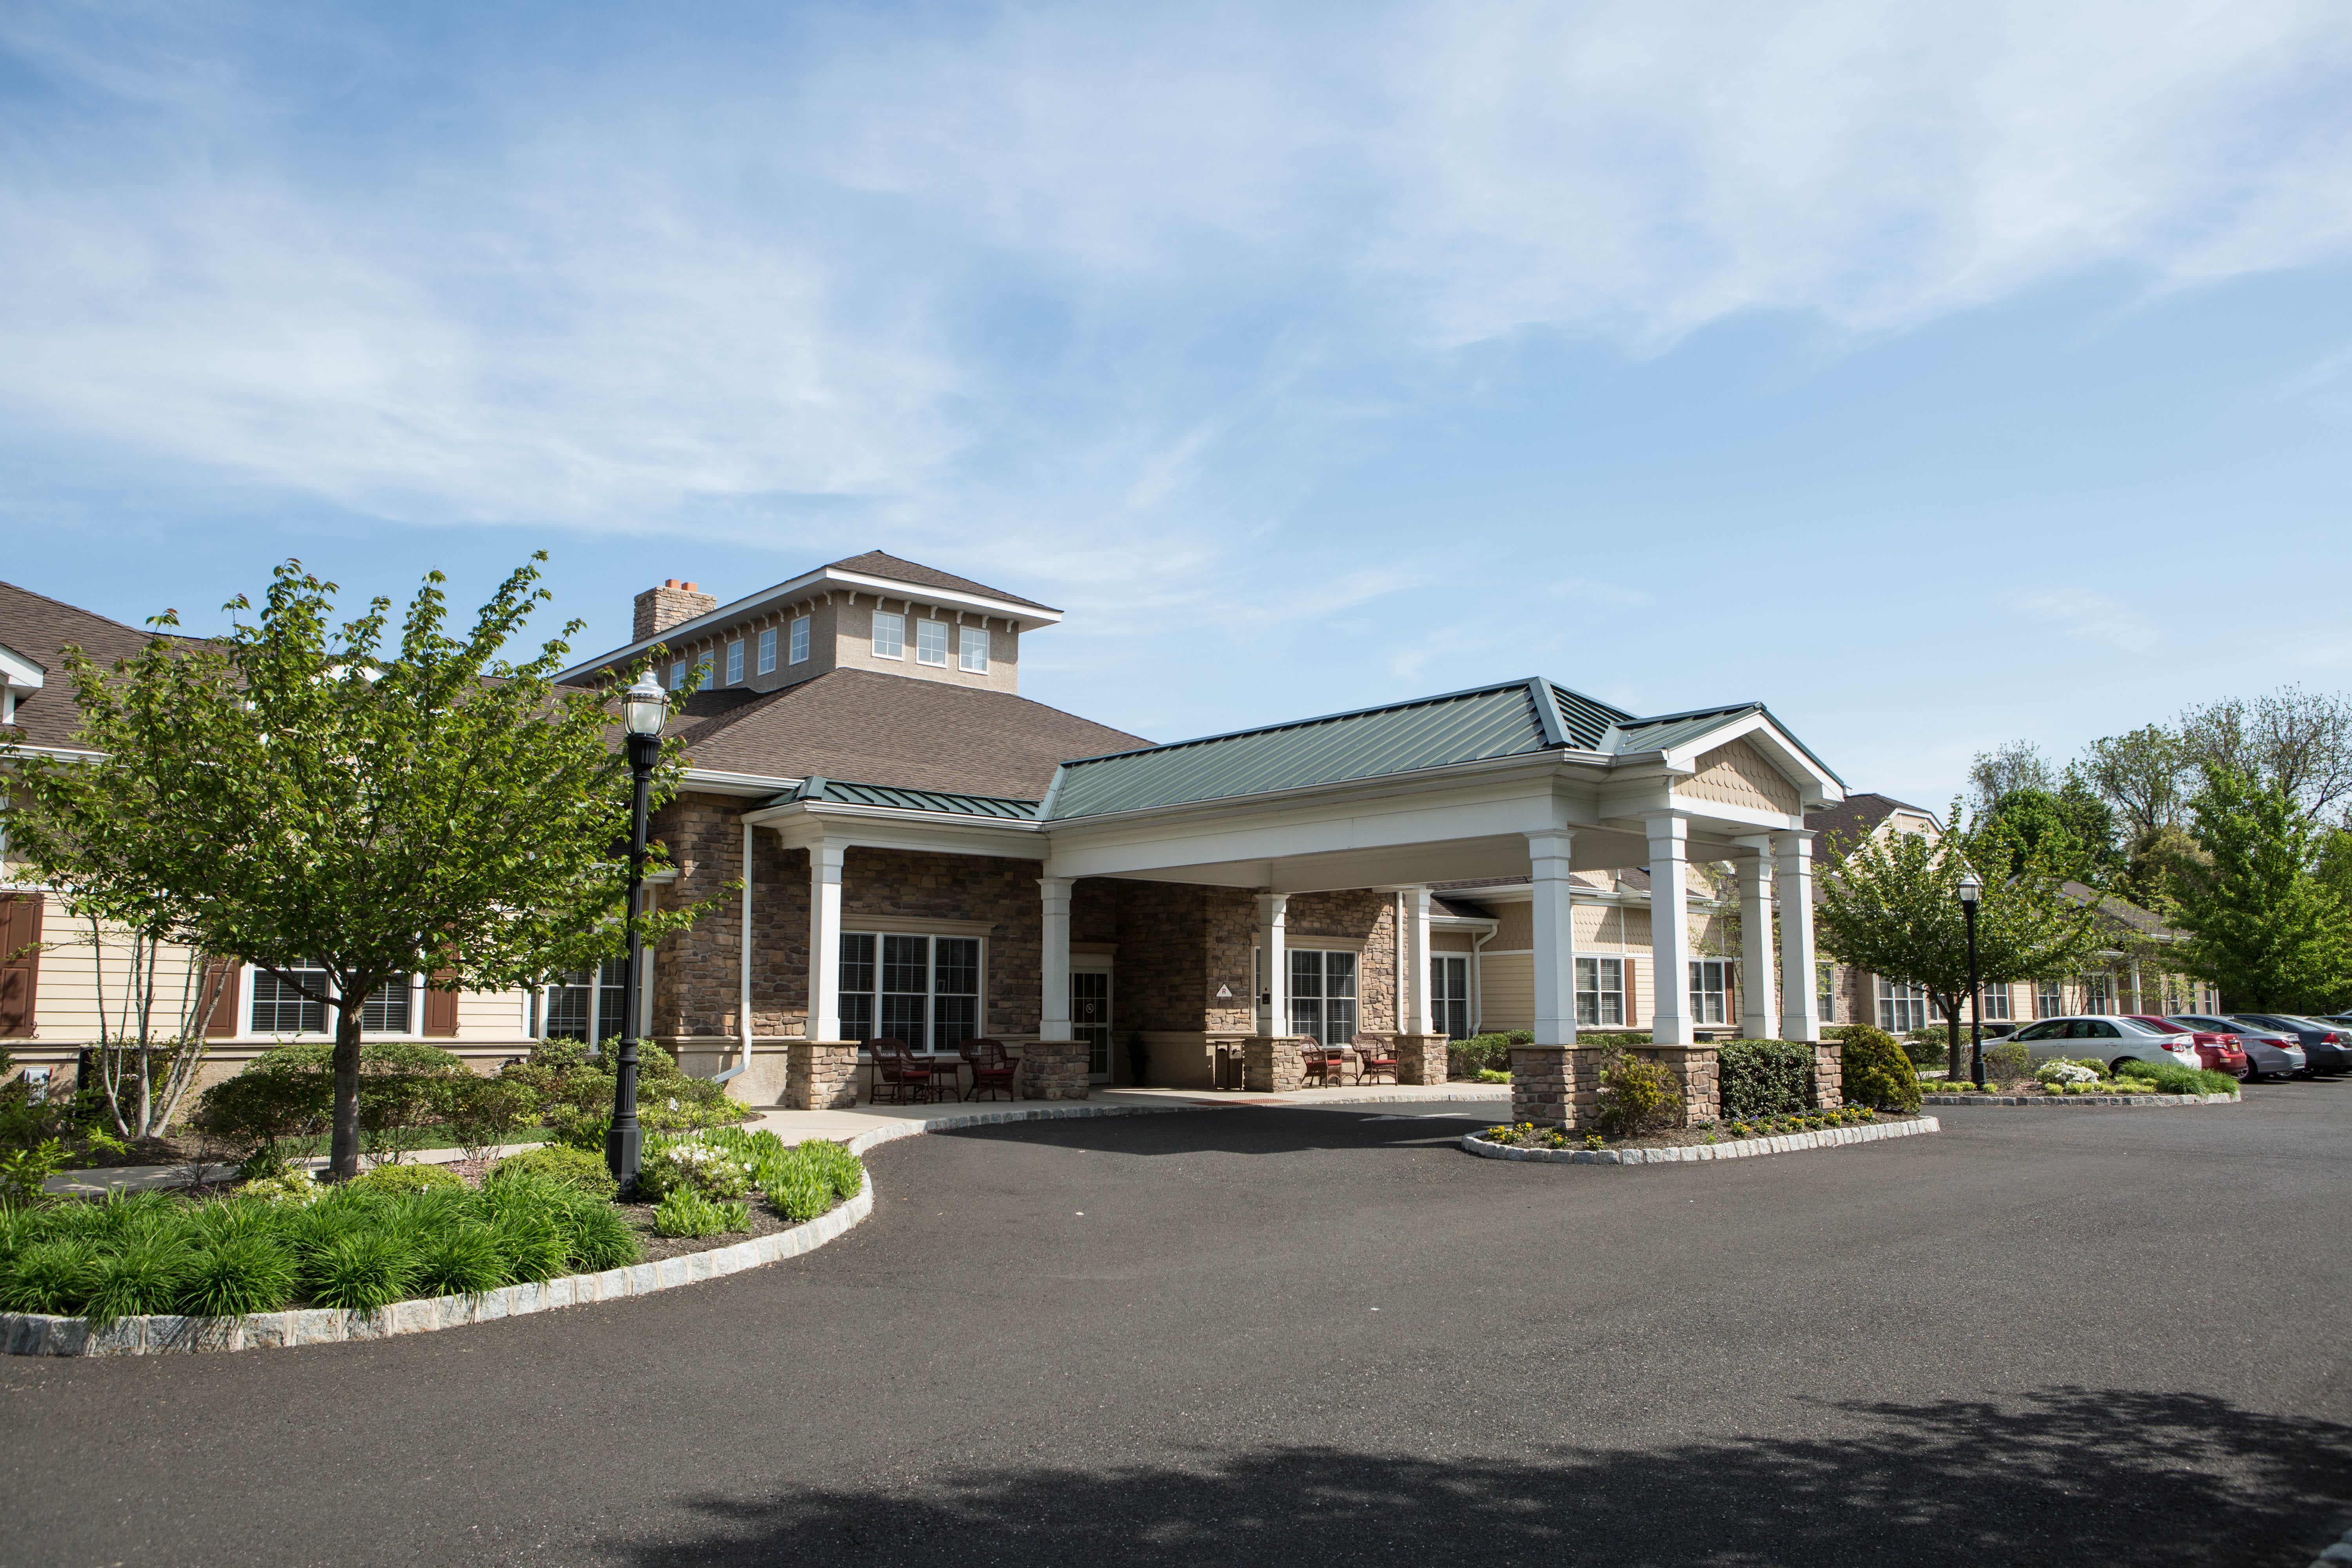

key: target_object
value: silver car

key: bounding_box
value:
[2173,1014,2307,1082]
[2002,1016,2202,1076]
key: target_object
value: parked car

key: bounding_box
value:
[2002,1016,2202,1077]
[2172,1015,2307,1082]
[2233,1014,2352,1075]
[2126,1015,2247,1079]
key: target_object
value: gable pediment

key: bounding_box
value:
[1680,737,1800,815]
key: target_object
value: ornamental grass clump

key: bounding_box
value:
[0,1167,644,1328]
[652,1188,750,1239]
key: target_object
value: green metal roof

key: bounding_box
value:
[768,777,1042,820]
[1043,678,1630,821]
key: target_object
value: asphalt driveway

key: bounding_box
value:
[7,1082,2351,1566]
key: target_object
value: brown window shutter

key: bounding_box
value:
[205,960,242,1038]
[1622,957,1639,1033]
[423,973,460,1038]
[0,893,42,1037]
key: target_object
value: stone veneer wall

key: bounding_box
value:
[1285,890,1397,1033]
[1510,1044,1724,1129]
[1102,880,1261,1035]
[840,847,1046,1037]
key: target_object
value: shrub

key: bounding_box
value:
[178,1235,299,1318]
[411,1223,505,1298]
[192,1055,332,1166]
[1448,1034,1515,1078]
[1829,1027,1920,1112]
[653,1188,750,1239]
[1984,1040,2032,1083]
[1719,1040,1816,1119]
[1474,1068,1509,1084]
[83,1234,193,1326]
[2037,1060,2099,1087]
[0,1237,102,1315]
[444,1076,541,1164]
[241,1169,321,1204]
[1593,1053,1678,1138]
[489,1144,617,1199]
[559,1200,641,1272]
[637,1137,755,1203]
[304,1231,416,1313]
[351,1163,468,1197]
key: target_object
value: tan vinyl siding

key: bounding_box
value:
[1477,951,1533,1033]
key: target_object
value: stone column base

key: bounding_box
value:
[1510,1045,1576,1125]
[1394,1033,1448,1085]
[785,1041,860,1111]
[1812,1041,1844,1110]
[1245,1036,1307,1093]
[1020,1041,1092,1101]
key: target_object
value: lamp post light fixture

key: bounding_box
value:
[608,673,668,1199]
[1958,869,1984,1088]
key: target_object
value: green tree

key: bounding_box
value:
[0,558,721,1178]
[2169,765,2352,1014]
[1817,802,2103,1078]
[1978,780,2120,886]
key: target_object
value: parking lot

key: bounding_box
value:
[7,1079,2350,1566]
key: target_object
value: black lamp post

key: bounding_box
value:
[608,673,669,1199]
[1959,869,1984,1088]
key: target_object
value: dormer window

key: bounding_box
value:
[726,640,744,684]
[757,626,777,674]
[669,660,686,691]
[789,616,810,665]
[695,652,715,688]
[916,620,948,667]
[872,611,904,660]
[958,626,989,674]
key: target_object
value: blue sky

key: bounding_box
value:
[4,0,2350,803]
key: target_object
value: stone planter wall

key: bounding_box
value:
[1464,1114,1940,1166]
[1812,1042,1844,1110]
[786,1041,860,1110]
[1393,1033,1448,1086]
[1511,1044,1724,1129]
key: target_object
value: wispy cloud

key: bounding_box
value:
[3,0,2351,620]
[2007,589,2161,653]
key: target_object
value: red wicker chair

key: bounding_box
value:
[963,1038,1018,1102]
[869,1038,936,1104]
[1352,1032,1398,1085]
[1302,1045,1345,1089]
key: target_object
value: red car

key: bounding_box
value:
[2127,1015,2247,1078]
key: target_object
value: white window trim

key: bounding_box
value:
[958,625,990,674]
[1286,946,1359,1046]
[757,626,777,675]
[535,956,631,1047]
[789,615,811,665]
[1689,957,1734,1027]
[915,619,949,668]
[241,964,424,1041]
[1877,975,1931,1033]
[726,640,745,685]
[669,660,686,691]
[838,931,987,1054]
[871,610,905,661]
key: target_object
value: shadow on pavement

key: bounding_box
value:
[615,1387,2350,1566]
[927,1102,1510,1159]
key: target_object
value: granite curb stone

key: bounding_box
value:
[1461,1115,1942,1165]
[0,1101,1179,1358]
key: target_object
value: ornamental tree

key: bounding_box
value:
[0,557,719,1178]
[2169,764,2352,1014]
[1816,801,2102,1078]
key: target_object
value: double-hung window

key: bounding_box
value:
[1979,983,2013,1021]
[2037,981,2065,1018]
[1689,959,1732,1026]
[543,957,630,1045]
[789,615,810,665]
[871,611,904,659]
[360,978,412,1034]
[1817,962,1837,1024]
[251,964,330,1034]
[1431,955,1471,1038]
[959,626,989,673]
[726,640,744,684]
[757,626,777,674]
[838,934,980,1053]
[694,652,714,689]
[1288,949,1357,1045]
[1877,977,1931,1032]
[1576,957,1624,1027]
[2082,974,2111,1014]
[915,620,948,667]
[669,660,686,691]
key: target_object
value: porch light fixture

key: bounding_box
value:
[1958,870,1984,1088]
[608,675,670,1198]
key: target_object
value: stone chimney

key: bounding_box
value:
[633,578,717,643]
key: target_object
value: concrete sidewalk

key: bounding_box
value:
[44,1082,1505,1192]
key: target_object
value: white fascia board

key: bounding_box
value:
[746,800,1044,861]
[557,568,1061,682]
[0,643,45,691]
[1656,710,1844,808]
[1047,750,1581,837]
[682,768,804,798]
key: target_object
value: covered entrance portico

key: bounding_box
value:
[1031,682,1844,1125]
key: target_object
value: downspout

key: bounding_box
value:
[1394,890,1406,1033]
[716,821,753,1083]
[1472,923,1497,1034]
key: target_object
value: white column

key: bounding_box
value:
[1528,829,1578,1047]
[1646,813,1693,1045]
[807,840,845,1042]
[1401,887,1434,1036]
[1257,893,1290,1036]
[1775,831,1820,1043]
[740,823,756,1062]
[1738,850,1776,1040]
[1039,876,1074,1040]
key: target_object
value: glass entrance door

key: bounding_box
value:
[1073,969,1112,1081]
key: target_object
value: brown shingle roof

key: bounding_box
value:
[1806,791,1934,856]
[827,551,1058,614]
[0,579,192,751]
[673,668,1148,800]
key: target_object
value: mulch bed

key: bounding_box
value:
[1486,1111,1922,1152]
[622,1199,803,1263]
